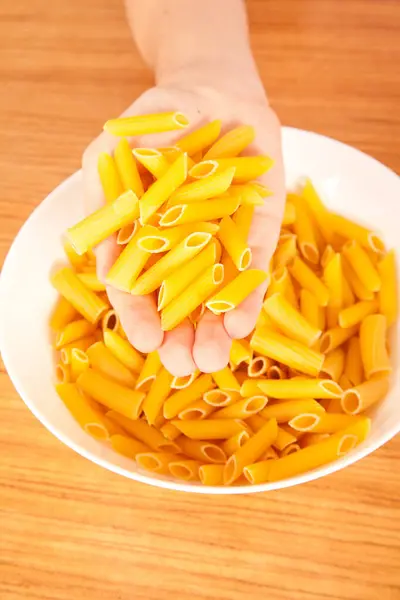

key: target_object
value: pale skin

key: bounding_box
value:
[83,0,285,377]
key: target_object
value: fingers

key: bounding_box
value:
[158,319,197,377]
[193,311,232,373]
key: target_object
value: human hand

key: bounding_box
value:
[82,84,285,377]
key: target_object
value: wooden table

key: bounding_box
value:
[1,1,399,598]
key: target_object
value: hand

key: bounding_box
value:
[82,83,285,376]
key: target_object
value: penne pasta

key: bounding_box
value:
[342,240,381,293]
[344,337,364,386]
[51,267,108,324]
[301,178,333,244]
[247,356,270,378]
[280,443,301,456]
[221,430,251,456]
[305,413,368,434]
[86,341,137,387]
[211,367,241,392]
[267,365,287,379]
[299,433,330,448]
[263,292,322,347]
[258,378,342,399]
[163,374,215,419]
[177,397,215,420]
[62,237,88,270]
[229,339,253,370]
[377,250,398,326]
[319,325,358,354]
[135,351,162,392]
[176,437,226,464]
[282,201,296,226]
[291,194,319,264]
[206,269,268,314]
[359,314,391,379]
[117,221,138,245]
[159,196,240,227]
[101,309,119,332]
[213,396,268,420]
[300,289,325,331]
[266,267,298,308]
[136,452,178,475]
[338,299,378,328]
[77,272,106,292]
[171,370,200,390]
[103,330,144,373]
[106,411,179,453]
[288,256,330,306]
[142,367,173,425]
[260,399,325,422]
[176,120,221,156]
[114,138,144,198]
[229,185,265,207]
[189,160,218,179]
[132,148,170,179]
[272,426,298,451]
[55,319,96,349]
[104,112,189,136]
[199,464,225,486]
[49,296,78,331]
[111,434,149,459]
[203,389,239,407]
[323,253,343,308]
[60,335,97,365]
[341,255,374,301]
[212,156,274,183]
[274,235,298,269]
[341,377,390,414]
[329,213,385,254]
[137,222,219,254]
[97,152,124,203]
[232,204,255,242]
[171,418,248,440]
[320,348,345,382]
[169,460,201,481]
[70,348,89,381]
[217,215,252,271]
[240,378,265,398]
[160,422,181,441]
[203,125,255,159]
[168,167,236,205]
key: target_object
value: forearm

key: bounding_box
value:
[126,0,265,100]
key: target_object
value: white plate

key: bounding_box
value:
[0,127,399,494]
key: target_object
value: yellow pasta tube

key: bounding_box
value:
[260,399,325,423]
[300,289,325,331]
[51,268,108,324]
[60,335,97,364]
[299,433,330,448]
[258,378,342,399]
[221,430,251,456]
[50,296,78,331]
[114,138,144,197]
[329,213,385,253]
[301,178,333,244]
[97,152,124,203]
[178,398,215,420]
[117,221,138,245]
[232,204,255,242]
[158,241,217,310]
[344,337,363,386]
[224,418,278,485]
[239,379,264,398]
[132,148,170,179]
[229,185,265,207]
[101,309,118,332]
[274,235,298,269]
[272,426,298,451]
[263,292,322,347]
[104,112,189,136]
[135,452,177,475]
[377,250,398,326]
[342,240,381,292]
[323,253,343,308]
[161,263,224,331]
[103,330,144,373]
[213,156,274,183]
[247,356,271,377]
[135,351,162,392]
[77,272,106,292]
[338,299,378,328]
[168,459,201,481]
[341,377,390,414]
[291,195,319,264]
[63,237,88,270]
[177,437,227,464]
[216,215,252,271]
[280,443,301,456]
[137,222,219,254]
[66,190,139,255]
[110,434,149,458]
[56,318,95,351]
[163,374,215,419]
[213,396,267,419]
[229,339,252,370]
[189,160,218,179]
[319,325,358,354]
[282,201,296,226]
[341,256,374,301]
[203,389,238,407]
[246,414,267,432]
[199,464,225,485]
[171,370,200,390]
[206,269,268,314]
[176,120,221,155]
[77,368,144,419]
[168,167,236,205]
[203,125,255,159]
[86,341,137,387]
[306,413,368,434]
[359,314,391,379]
[131,231,211,295]
[211,367,241,392]
[106,411,179,453]
[320,348,345,382]
[251,327,325,377]
[139,153,188,224]
[171,419,247,440]
[266,267,298,308]
[288,256,330,306]
[268,365,288,379]
[56,383,115,440]
[70,349,89,381]
[160,422,181,441]
[142,367,173,425]
[160,196,240,227]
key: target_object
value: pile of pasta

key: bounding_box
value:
[50,112,397,487]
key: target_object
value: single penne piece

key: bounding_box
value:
[77,272,106,292]
[189,303,206,323]
[257,378,342,399]
[247,356,271,378]
[104,111,189,136]
[136,452,178,475]
[161,263,224,331]
[261,446,279,460]
[70,349,90,381]
[229,339,253,371]
[323,253,343,308]
[299,433,330,448]
[63,237,88,270]
[50,296,79,331]
[137,222,219,254]
[319,325,358,354]
[114,138,144,197]
[338,299,378,328]
[326,307,339,329]
[171,370,200,390]
[77,368,144,419]
[139,153,188,224]
[107,411,179,453]
[249,182,270,197]
[177,397,215,420]
[263,293,322,347]
[160,422,181,441]
[282,201,296,226]
[163,374,215,419]
[260,399,325,422]
[159,196,240,227]
[221,430,251,456]
[342,240,381,292]
[223,418,278,485]
[212,156,274,183]
[110,434,149,459]
[117,221,138,245]
[229,185,265,207]
[60,335,97,365]
[213,396,268,420]
[341,255,374,301]
[272,426,297,451]
[51,268,108,324]
[56,363,71,383]
[359,314,391,379]
[246,414,267,433]
[199,464,225,486]
[101,309,119,332]
[321,245,335,269]
[300,289,325,331]
[97,152,124,203]
[56,383,115,441]
[169,459,201,481]
[287,413,323,433]
[176,119,221,155]
[244,417,371,483]
[267,365,287,379]
[158,241,217,310]
[338,375,353,392]
[301,178,333,244]
[167,167,236,205]
[171,418,248,440]
[377,250,398,326]
[217,215,252,271]
[320,348,345,382]
[344,337,364,386]
[266,267,298,308]
[203,389,239,407]
[329,213,385,254]
[55,319,96,349]
[176,437,227,464]
[86,342,137,387]
[203,125,255,159]
[341,377,390,414]
[280,443,301,456]
[342,269,355,307]
[66,190,139,255]
[273,235,298,269]
[103,330,144,373]
[188,160,218,179]
[206,269,268,314]
[240,379,265,398]
[291,195,319,264]
[232,204,255,242]
[220,251,239,286]
[305,413,368,434]
[135,351,162,392]
[288,256,330,306]
[131,231,212,295]
[142,367,174,426]
[211,367,241,392]
[132,148,170,179]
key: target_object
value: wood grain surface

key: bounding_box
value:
[1,1,400,599]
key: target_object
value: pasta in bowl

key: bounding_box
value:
[0,121,399,493]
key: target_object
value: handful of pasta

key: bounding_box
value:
[50,112,397,486]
